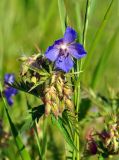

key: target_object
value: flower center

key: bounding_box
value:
[59,43,69,58]
[60,44,67,50]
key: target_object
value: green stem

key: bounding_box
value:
[76,61,80,160]
[33,120,42,160]
[58,0,66,33]
[73,133,77,160]
[82,0,90,46]
[26,97,42,159]
[42,117,48,160]
[72,60,81,160]
[0,83,31,160]
[81,0,91,69]
[73,1,91,159]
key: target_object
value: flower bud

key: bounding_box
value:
[87,140,97,155]
[51,92,57,101]
[18,56,28,62]
[51,74,56,84]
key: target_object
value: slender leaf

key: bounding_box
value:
[41,118,48,160]
[84,0,114,69]
[21,104,45,133]
[10,79,42,97]
[82,0,91,46]
[51,115,78,151]
[20,115,33,133]
[0,83,31,160]
[74,1,82,41]
[58,0,66,33]
[91,29,118,89]
[25,101,45,160]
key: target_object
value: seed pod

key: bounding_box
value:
[49,86,57,101]
[45,103,51,116]
[51,74,56,84]
[45,92,51,103]
[44,87,50,94]
[52,103,59,118]
[105,137,111,147]
[56,81,63,96]
[63,86,72,96]
[57,76,64,86]
[64,98,74,111]
[51,92,57,101]
[113,136,118,153]
[59,100,65,114]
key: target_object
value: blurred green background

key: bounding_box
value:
[0,0,119,91]
[0,0,119,90]
[0,0,119,159]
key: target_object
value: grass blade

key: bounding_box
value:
[52,115,78,151]
[91,29,119,89]
[25,100,44,160]
[0,84,31,160]
[84,0,114,69]
[74,1,82,40]
[82,0,91,46]
[73,1,92,159]
[41,118,48,160]
[58,0,66,33]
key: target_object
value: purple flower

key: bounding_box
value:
[87,140,97,155]
[45,26,86,72]
[4,74,15,84]
[4,74,18,106]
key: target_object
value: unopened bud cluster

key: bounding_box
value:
[20,54,49,85]
[86,115,119,157]
[19,54,74,117]
[44,73,74,117]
